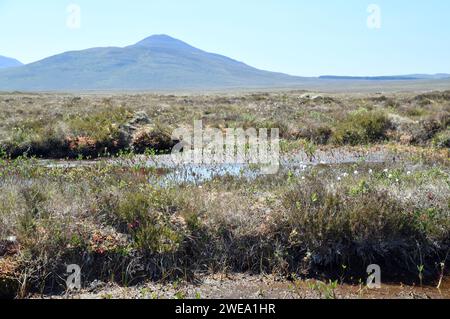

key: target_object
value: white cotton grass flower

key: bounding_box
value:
[301,176,306,180]
[343,173,349,177]
[337,176,341,181]
[354,170,359,175]
[407,171,412,176]
[368,169,373,175]
[7,236,17,243]
[383,168,389,173]
[388,174,393,179]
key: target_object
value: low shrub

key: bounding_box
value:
[296,125,332,145]
[112,190,185,253]
[331,110,392,145]
[281,179,448,277]
[255,120,291,140]
[131,125,176,154]
[409,118,446,145]
[432,130,450,148]
[0,155,448,296]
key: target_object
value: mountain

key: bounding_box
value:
[0,55,23,69]
[319,74,450,81]
[0,35,305,91]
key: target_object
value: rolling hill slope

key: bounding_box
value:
[0,55,23,69]
[0,35,305,91]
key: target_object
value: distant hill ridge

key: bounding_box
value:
[0,35,305,91]
[0,35,448,91]
[320,74,450,81]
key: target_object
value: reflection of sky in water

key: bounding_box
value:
[147,149,392,186]
[42,148,395,186]
[150,164,260,187]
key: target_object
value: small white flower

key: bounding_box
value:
[337,176,341,181]
[343,173,349,177]
[354,170,359,175]
[368,169,373,174]
[7,236,17,243]
[407,171,411,176]
[395,179,399,183]
[301,176,306,180]
[388,174,393,179]
[383,169,389,173]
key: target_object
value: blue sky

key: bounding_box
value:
[0,0,449,76]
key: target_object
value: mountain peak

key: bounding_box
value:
[140,34,176,41]
[0,36,301,91]
[133,34,198,51]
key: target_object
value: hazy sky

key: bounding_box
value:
[1,0,449,76]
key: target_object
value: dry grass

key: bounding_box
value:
[0,153,448,297]
[0,90,448,298]
[0,91,449,158]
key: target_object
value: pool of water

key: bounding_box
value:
[39,148,399,185]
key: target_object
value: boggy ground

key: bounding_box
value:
[0,90,449,158]
[0,90,449,299]
[0,148,448,298]
[40,274,450,300]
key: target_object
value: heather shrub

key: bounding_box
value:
[332,110,391,145]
